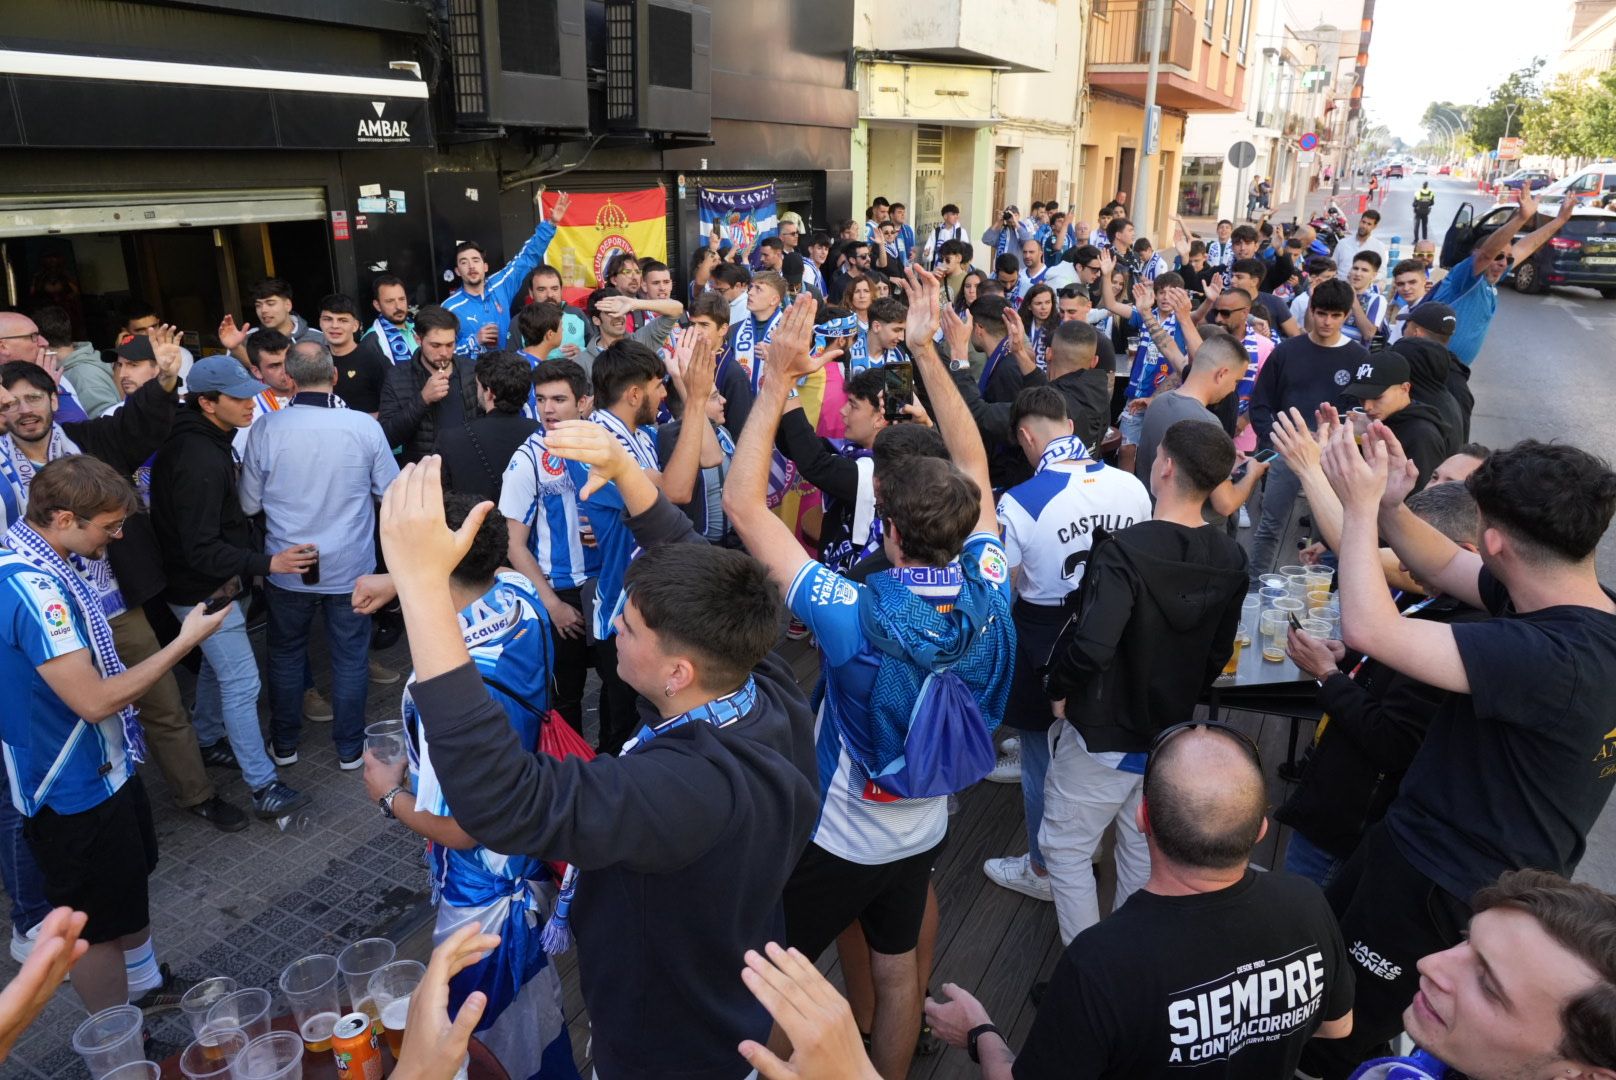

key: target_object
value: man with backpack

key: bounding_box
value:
[1040,420,1249,944]
[722,277,1014,1080]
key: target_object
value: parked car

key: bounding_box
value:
[1438,165,1451,175]
[1413,163,1429,174]
[1535,165,1616,215]
[1498,168,1556,192]
[1385,163,1405,179]
[1440,201,1616,298]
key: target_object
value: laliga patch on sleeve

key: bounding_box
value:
[978,545,1009,585]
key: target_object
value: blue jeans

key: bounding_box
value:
[1018,727,1052,871]
[265,585,371,760]
[0,770,50,933]
[1249,456,1303,586]
[172,599,279,791]
[1282,829,1343,889]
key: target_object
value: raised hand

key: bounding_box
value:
[541,419,635,501]
[594,295,637,318]
[1098,248,1116,277]
[1132,280,1156,314]
[683,327,718,411]
[766,293,836,382]
[390,923,500,1080]
[1204,274,1224,301]
[149,324,185,384]
[379,458,493,591]
[217,314,250,352]
[1365,419,1420,508]
[897,265,942,345]
[0,908,87,1062]
[1319,422,1387,514]
[940,303,972,360]
[737,943,880,1080]
[547,190,572,224]
[1161,286,1194,320]
[1271,407,1322,474]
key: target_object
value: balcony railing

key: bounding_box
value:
[1089,0,1196,71]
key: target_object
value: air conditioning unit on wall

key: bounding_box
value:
[446,0,589,130]
[603,0,712,136]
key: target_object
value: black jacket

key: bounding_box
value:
[946,363,1050,490]
[437,411,539,503]
[378,352,481,464]
[58,377,179,609]
[150,406,271,605]
[1276,596,1488,857]
[774,407,868,567]
[1382,399,1456,493]
[1045,521,1249,752]
[1390,337,1465,448]
[407,493,819,1080]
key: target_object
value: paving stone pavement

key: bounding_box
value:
[0,617,462,1079]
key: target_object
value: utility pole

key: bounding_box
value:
[1136,0,1165,234]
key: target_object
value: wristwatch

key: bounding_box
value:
[967,1023,1003,1064]
[378,786,404,820]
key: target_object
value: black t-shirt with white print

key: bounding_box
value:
[1014,871,1353,1079]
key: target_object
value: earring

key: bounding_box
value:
[664,685,675,698]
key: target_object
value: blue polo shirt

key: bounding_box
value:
[499,432,601,591]
[443,220,558,358]
[0,555,128,816]
[1428,255,1496,366]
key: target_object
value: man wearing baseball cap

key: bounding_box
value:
[1344,350,1457,493]
[150,355,313,821]
[1388,302,1466,445]
[1396,301,1476,440]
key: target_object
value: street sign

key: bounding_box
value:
[1298,151,1316,167]
[1228,140,1257,169]
[1497,136,1523,160]
[1145,106,1162,156]
[1299,132,1319,151]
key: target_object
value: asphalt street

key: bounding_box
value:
[1331,173,1616,889]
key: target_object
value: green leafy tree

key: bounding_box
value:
[1468,59,1545,152]
[1525,73,1595,157]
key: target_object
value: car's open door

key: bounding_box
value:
[1440,202,1476,268]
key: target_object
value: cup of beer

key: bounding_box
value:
[1259,610,1289,662]
[279,955,342,1054]
[204,988,271,1042]
[362,721,408,767]
[367,959,426,1058]
[179,976,238,1042]
[337,937,396,1027]
[179,1027,247,1080]
[1220,637,1244,679]
[1236,594,1260,646]
[232,1031,305,1080]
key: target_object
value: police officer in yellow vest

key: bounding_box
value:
[1413,182,1436,242]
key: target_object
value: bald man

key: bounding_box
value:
[0,312,89,422]
[926,724,1355,1079]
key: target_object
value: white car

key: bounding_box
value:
[1535,165,1616,215]
[1412,163,1429,174]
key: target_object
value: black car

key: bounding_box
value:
[1440,201,1616,298]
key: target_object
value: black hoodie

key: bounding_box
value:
[1390,337,1464,448]
[1381,398,1456,493]
[1044,520,1249,752]
[150,406,272,604]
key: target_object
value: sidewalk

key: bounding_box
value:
[1179,177,1376,239]
[0,622,450,1079]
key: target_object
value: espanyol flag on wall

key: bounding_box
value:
[699,182,779,261]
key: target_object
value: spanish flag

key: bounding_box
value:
[540,189,668,305]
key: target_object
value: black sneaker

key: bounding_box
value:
[198,741,240,770]
[131,964,196,1015]
[187,796,249,833]
[251,781,311,820]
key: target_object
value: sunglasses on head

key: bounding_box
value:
[1143,721,1262,783]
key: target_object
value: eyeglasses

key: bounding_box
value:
[77,516,127,538]
[1215,307,1248,318]
[1083,264,1102,272]
[0,332,44,344]
[1143,721,1262,783]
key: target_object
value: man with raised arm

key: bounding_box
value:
[722,275,1015,1079]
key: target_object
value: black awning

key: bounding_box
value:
[0,54,433,151]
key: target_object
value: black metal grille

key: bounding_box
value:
[498,0,562,77]
[448,0,486,117]
[605,0,636,123]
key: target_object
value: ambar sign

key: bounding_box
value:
[358,101,411,144]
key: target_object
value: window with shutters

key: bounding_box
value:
[916,126,945,167]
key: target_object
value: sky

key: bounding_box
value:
[1358,0,1573,143]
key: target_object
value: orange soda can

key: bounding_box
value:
[331,1012,382,1080]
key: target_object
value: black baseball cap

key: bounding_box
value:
[112,336,157,364]
[1344,352,1412,398]
[1398,302,1457,336]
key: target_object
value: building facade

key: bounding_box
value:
[1,0,857,349]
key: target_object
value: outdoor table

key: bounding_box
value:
[1202,640,1324,771]
[157,1013,509,1080]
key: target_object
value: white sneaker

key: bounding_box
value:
[1238,506,1252,529]
[986,749,1022,784]
[983,854,1054,902]
[9,924,39,964]
[999,736,1020,757]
